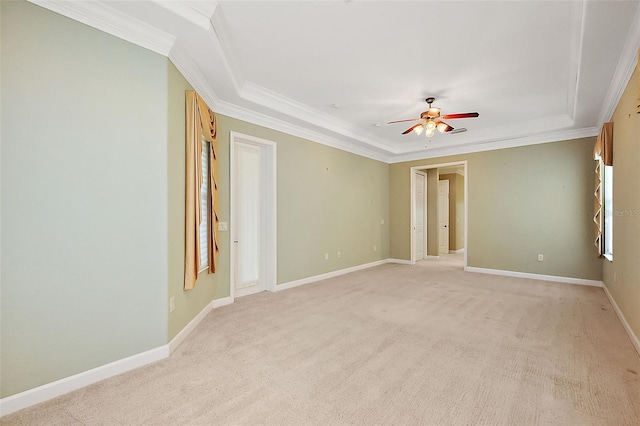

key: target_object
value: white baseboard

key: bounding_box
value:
[425,255,440,260]
[0,295,235,418]
[388,258,412,265]
[0,346,168,417]
[449,249,465,254]
[602,284,640,356]
[212,295,234,309]
[276,259,388,292]
[168,296,234,354]
[465,266,603,287]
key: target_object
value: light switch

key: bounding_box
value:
[218,222,228,231]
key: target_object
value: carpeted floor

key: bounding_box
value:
[3,258,640,425]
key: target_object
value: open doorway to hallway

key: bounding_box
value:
[410,161,467,269]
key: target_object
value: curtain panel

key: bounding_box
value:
[184,91,219,290]
[593,160,603,255]
[592,122,613,256]
[637,47,639,114]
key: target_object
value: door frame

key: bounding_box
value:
[438,179,450,254]
[410,161,468,268]
[230,131,277,298]
[413,171,427,261]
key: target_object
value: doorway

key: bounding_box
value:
[438,179,450,254]
[410,161,467,268]
[413,172,426,260]
[230,132,277,298]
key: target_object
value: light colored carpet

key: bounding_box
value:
[3,259,640,425]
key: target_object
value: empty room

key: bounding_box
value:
[1,0,639,424]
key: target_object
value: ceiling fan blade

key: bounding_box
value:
[388,118,420,124]
[402,123,423,134]
[441,112,479,119]
[449,127,467,134]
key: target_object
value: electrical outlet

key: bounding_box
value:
[374,245,377,252]
[169,297,175,312]
[338,251,341,258]
[325,253,329,260]
[537,254,544,262]
[380,219,385,225]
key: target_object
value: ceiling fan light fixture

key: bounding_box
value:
[389,97,479,140]
[436,122,453,133]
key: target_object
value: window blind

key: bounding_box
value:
[199,138,210,270]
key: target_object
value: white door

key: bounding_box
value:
[234,142,264,297]
[413,173,426,260]
[438,180,450,254]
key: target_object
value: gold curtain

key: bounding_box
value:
[184,91,219,290]
[593,160,603,255]
[593,122,613,167]
[637,47,640,114]
[593,122,613,256]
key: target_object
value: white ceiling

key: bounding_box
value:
[32,0,640,163]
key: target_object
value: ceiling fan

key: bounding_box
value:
[388,97,479,138]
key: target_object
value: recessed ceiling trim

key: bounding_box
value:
[152,0,213,30]
[210,6,246,92]
[389,126,599,164]
[168,43,393,162]
[187,1,220,19]
[208,10,395,153]
[597,4,640,127]
[240,82,397,153]
[212,98,393,163]
[566,0,586,122]
[29,0,175,57]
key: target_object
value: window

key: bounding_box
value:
[184,90,218,290]
[199,137,210,271]
[603,164,613,259]
[593,121,613,260]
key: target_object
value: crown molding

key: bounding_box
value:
[388,126,599,164]
[597,4,640,127]
[240,82,396,153]
[169,41,222,109]
[166,42,393,162]
[29,0,175,57]
[212,98,393,163]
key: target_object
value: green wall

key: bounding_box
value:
[604,66,640,342]
[0,1,391,397]
[168,104,390,338]
[215,115,390,285]
[1,0,169,397]
[390,138,602,280]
